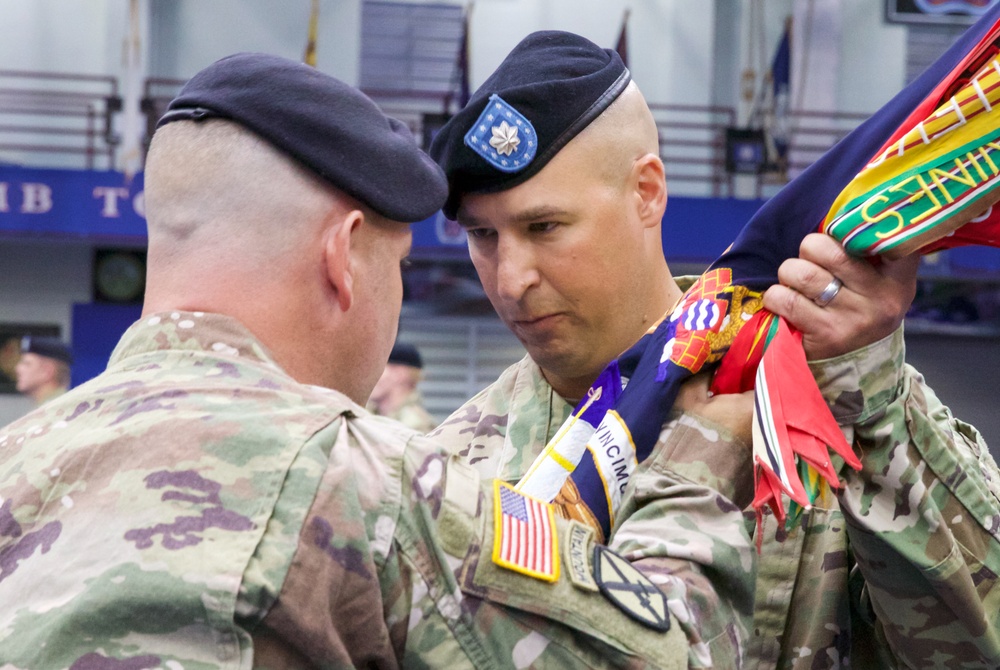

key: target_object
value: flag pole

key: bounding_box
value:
[303,0,319,67]
[447,2,473,115]
[615,8,630,68]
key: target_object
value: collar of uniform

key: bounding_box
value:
[108,311,284,372]
[502,354,575,469]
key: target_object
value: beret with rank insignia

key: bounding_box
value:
[430,31,631,219]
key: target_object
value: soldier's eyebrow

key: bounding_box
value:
[457,205,572,228]
[509,205,572,224]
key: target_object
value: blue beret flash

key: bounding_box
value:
[463,95,537,173]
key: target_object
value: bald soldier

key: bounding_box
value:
[430,30,1000,669]
[429,32,755,667]
[0,53,756,668]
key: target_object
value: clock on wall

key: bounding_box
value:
[92,248,146,304]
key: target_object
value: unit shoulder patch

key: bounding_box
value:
[564,521,598,592]
[593,545,671,632]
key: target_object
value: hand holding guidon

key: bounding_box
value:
[705,4,1000,528]
[518,4,1000,541]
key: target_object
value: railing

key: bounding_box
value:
[0,70,873,197]
[650,102,737,198]
[0,70,120,169]
[140,77,187,151]
[786,109,870,174]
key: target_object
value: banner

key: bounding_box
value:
[0,166,776,262]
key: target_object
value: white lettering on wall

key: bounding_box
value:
[0,183,8,212]
[20,183,52,213]
[93,186,130,218]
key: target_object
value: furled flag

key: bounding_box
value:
[518,2,1000,543]
[118,0,146,180]
[303,0,319,67]
[451,4,473,109]
[615,9,631,69]
[766,17,792,169]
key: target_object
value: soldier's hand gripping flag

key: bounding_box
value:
[517,3,1000,543]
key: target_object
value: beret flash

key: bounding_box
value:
[430,31,630,219]
[157,52,447,223]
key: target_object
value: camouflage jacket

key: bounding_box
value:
[0,311,747,669]
[794,327,1000,669]
[430,358,757,669]
[431,327,1000,669]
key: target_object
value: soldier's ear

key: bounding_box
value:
[323,209,363,312]
[632,153,667,228]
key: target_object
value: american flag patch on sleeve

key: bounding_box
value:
[492,481,560,582]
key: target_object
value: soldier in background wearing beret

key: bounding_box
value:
[429,30,1000,669]
[0,52,756,668]
[367,340,438,433]
[15,335,73,406]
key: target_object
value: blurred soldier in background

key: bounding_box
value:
[15,335,72,405]
[0,330,20,393]
[367,340,437,433]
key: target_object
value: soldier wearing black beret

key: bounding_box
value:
[15,335,73,405]
[429,30,756,667]
[0,51,725,668]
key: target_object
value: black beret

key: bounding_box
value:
[388,341,422,369]
[157,52,447,222]
[21,336,73,366]
[430,31,630,219]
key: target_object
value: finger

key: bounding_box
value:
[798,233,882,290]
[776,257,840,304]
[675,372,712,410]
[677,373,755,446]
[762,282,836,331]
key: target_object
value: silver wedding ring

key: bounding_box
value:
[813,277,843,307]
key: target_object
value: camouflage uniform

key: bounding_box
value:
[784,326,1000,669]
[430,357,757,669]
[0,311,759,669]
[370,391,438,434]
[431,325,1000,669]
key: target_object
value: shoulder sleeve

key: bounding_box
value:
[391,431,695,669]
[811,326,1000,667]
[608,410,756,670]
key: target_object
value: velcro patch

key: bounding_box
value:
[564,521,598,592]
[492,481,559,582]
[463,94,537,173]
[593,545,670,632]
